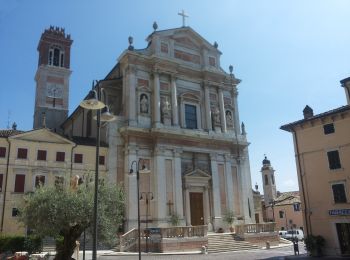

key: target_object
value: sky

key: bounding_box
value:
[1,0,349,194]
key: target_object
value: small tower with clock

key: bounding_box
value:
[33,26,73,133]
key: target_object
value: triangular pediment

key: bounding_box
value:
[147,27,221,54]
[9,128,74,145]
[184,168,211,179]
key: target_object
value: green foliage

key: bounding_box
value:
[0,235,42,254]
[169,213,180,226]
[304,235,325,256]
[19,180,125,259]
[223,210,235,225]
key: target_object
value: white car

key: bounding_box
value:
[285,229,304,241]
[279,230,288,238]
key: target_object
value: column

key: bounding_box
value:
[203,185,210,225]
[218,88,227,133]
[241,149,255,223]
[210,153,222,229]
[185,186,191,225]
[170,75,179,127]
[126,147,138,229]
[153,71,161,128]
[127,66,137,126]
[224,155,234,212]
[232,88,240,134]
[204,83,212,131]
[154,148,167,226]
[173,149,184,220]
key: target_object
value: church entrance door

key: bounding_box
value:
[190,192,204,226]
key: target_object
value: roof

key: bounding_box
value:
[70,136,108,147]
[0,129,25,138]
[274,191,300,206]
[280,105,350,132]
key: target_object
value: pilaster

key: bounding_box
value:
[210,153,222,229]
[170,75,179,127]
[154,147,167,225]
[152,71,161,128]
[224,154,234,212]
[127,65,137,126]
[218,88,227,133]
[204,83,212,131]
[173,149,184,219]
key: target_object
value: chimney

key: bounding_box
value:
[303,105,314,119]
[340,77,350,105]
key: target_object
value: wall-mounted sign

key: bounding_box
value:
[329,209,350,216]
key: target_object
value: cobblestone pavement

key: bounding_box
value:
[96,244,307,260]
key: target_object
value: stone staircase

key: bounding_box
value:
[207,233,260,253]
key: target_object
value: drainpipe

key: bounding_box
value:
[1,138,11,233]
[292,129,311,235]
[70,143,78,180]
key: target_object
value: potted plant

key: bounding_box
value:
[304,234,325,256]
[223,210,235,232]
[170,213,180,226]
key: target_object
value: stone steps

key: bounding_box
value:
[207,233,259,253]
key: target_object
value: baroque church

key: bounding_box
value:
[0,23,256,234]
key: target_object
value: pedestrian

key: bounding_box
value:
[293,237,299,255]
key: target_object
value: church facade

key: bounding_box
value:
[62,25,255,231]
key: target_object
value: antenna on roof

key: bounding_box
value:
[7,110,11,129]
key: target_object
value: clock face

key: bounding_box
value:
[47,84,63,98]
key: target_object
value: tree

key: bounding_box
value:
[19,180,125,260]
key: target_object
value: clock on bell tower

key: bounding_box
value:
[33,26,73,133]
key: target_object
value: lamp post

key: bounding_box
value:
[129,160,150,260]
[140,192,153,253]
[80,81,116,260]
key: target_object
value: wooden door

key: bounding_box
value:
[190,192,204,226]
[336,223,350,255]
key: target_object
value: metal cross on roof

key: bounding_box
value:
[178,9,188,27]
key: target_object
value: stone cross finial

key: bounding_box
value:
[178,10,188,27]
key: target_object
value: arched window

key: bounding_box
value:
[48,46,64,67]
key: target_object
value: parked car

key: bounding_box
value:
[285,229,304,241]
[279,230,288,238]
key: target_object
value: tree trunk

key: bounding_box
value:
[54,226,83,260]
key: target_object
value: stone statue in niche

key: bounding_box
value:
[212,107,220,125]
[161,97,171,120]
[140,94,149,114]
[226,110,233,126]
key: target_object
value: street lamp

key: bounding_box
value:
[129,160,150,260]
[79,81,116,260]
[140,192,153,253]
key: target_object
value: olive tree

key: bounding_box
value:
[19,181,124,260]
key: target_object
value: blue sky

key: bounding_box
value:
[1,0,349,193]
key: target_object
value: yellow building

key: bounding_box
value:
[0,127,108,235]
[281,77,350,256]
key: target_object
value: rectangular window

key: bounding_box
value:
[99,156,105,165]
[185,104,197,129]
[264,175,269,185]
[0,174,3,192]
[327,150,342,170]
[74,154,83,163]
[332,184,347,203]
[35,175,45,188]
[0,147,6,158]
[37,150,47,161]
[161,42,169,53]
[56,152,65,162]
[279,211,284,218]
[14,174,25,193]
[323,123,335,135]
[209,56,216,66]
[293,203,301,211]
[12,208,19,217]
[17,148,28,159]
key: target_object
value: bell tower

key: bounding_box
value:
[261,156,277,205]
[33,26,73,133]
